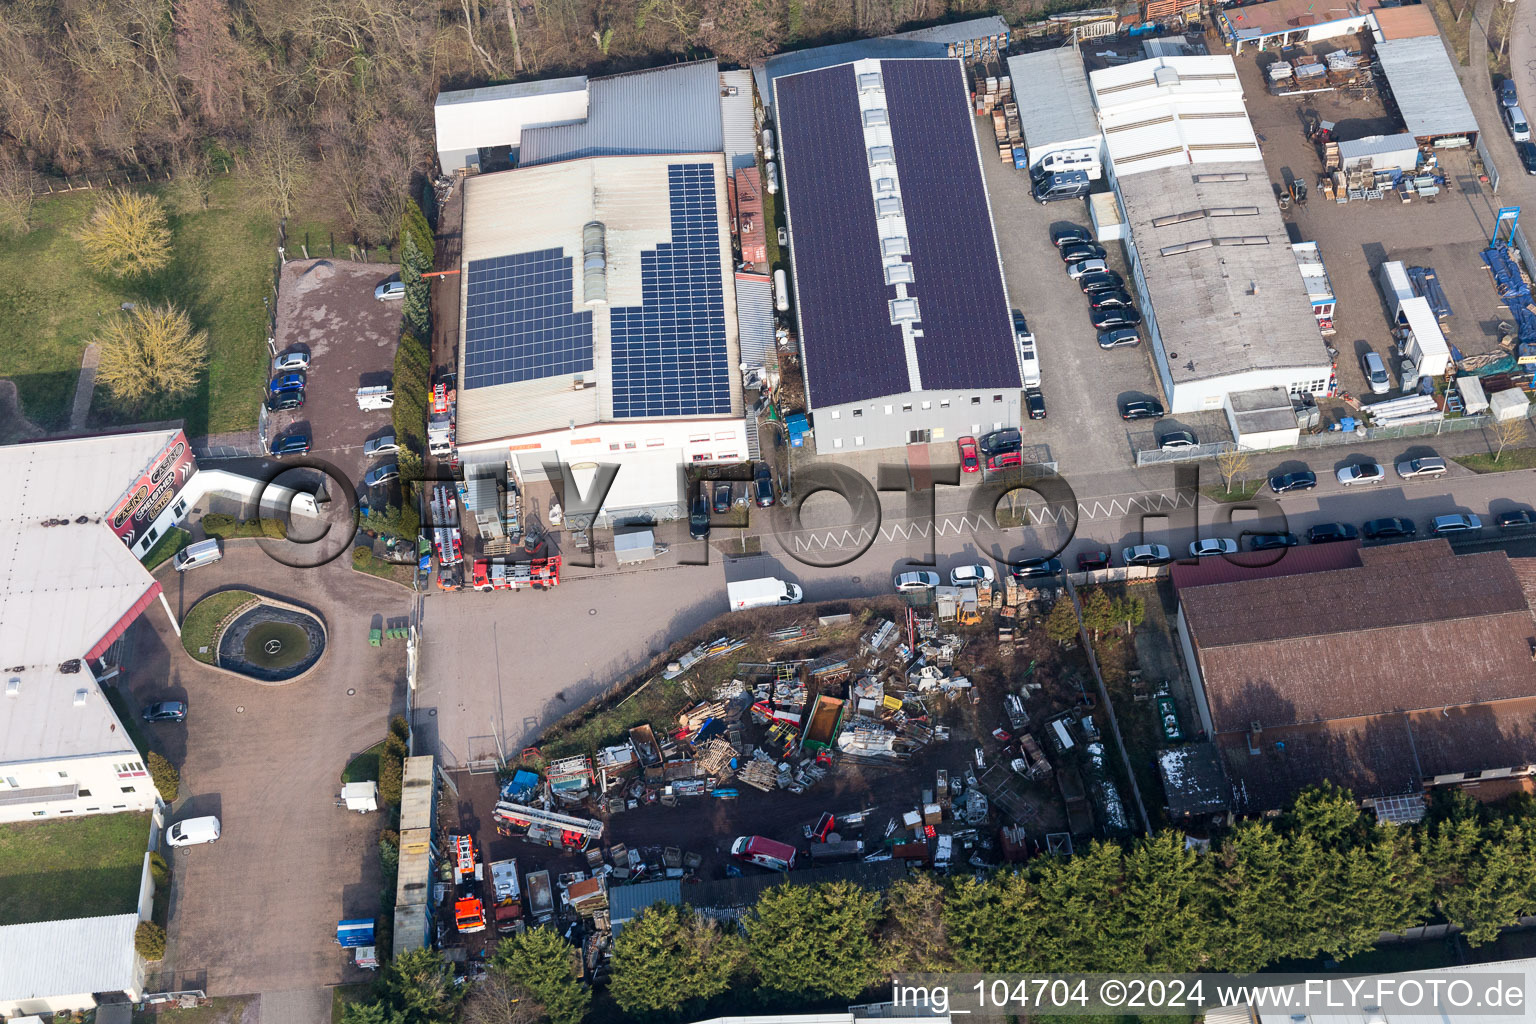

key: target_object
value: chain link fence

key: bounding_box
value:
[1136,414,1490,464]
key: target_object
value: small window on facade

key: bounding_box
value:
[902,403,913,413]
[32,810,44,817]
[833,438,844,449]
[993,394,1003,403]
[624,442,637,449]
[121,786,136,793]
[971,396,981,406]
[852,408,863,418]
[921,401,931,410]
[831,410,841,419]
[940,399,950,408]
[884,405,893,415]
[610,443,620,451]
[855,436,865,446]
[78,789,91,797]
[646,438,664,447]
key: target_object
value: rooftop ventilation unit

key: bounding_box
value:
[884,263,915,285]
[889,297,921,324]
[875,196,903,218]
[73,688,88,706]
[863,108,889,127]
[874,177,897,194]
[1153,66,1181,87]
[881,236,909,257]
[581,221,607,306]
[5,678,17,698]
[867,145,894,166]
[858,72,883,93]
[1192,172,1250,182]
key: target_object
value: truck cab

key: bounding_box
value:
[731,835,796,871]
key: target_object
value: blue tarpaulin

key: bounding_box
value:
[1479,246,1536,359]
[501,770,541,802]
[337,919,375,947]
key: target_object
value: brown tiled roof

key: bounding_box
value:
[1170,541,1361,591]
[1511,557,1536,608]
[1372,4,1439,39]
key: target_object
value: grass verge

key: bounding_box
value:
[1454,447,1536,473]
[142,526,193,572]
[202,513,286,540]
[0,813,150,925]
[351,545,413,586]
[1426,0,1472,65]
[343,741,386,784]
[1201,480,1264,502]
[181,589,256,664]
[133,996,258,1024]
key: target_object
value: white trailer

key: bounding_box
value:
[727,577,803,612]
[1379,261,1414,325]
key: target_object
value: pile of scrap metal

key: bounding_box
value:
[663,635,748,680]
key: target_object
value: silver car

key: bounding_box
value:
[893,571,942,592]
[1395,456,1447,479]
[274,350,310,372]
[1121,544,1172,567]
[364,434,399,457]
[1188,537,1237,557]
[1336,461,1384,486]
[949,564,996,587]
[1430,513,1481,535]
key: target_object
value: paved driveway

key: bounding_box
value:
[125,541,410,999]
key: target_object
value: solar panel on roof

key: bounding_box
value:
[463,249,595,389]
[608,162,733,418]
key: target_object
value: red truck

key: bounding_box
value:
[472,557,561,591]
[731,835,796,872]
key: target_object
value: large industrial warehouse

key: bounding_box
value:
[774,57,1024,452]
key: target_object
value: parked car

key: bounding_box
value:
[1362,350,1392,395]
[1189,537,1237,557]
[1059,242,1107,264]
[269,432,311,457]
[986,450,1022,471]
[979,427,1022,455]
[1496,508,1536,529]
[1506,104,1531,143]
[1088,289,1135,310]
[266,390,304,412]
[268,372,305,394]
[374,279,406,301]
[956,435,980,473]
[1308,522,1360,544]
[1090,307,1141,330]
[142,701,188,723]
[1517,141,1536,175]
[1066,258,1109,279]
[1098,328,1141,350]
[689,494,711,540]
[166,815,221,847]
[274,350,310,372]
[1336,460,1384,486]
[1363,516,1417,541]
[1012,558,1063,580]
[1430,513,1482,535]
[1051,225,1093,248]
[365,463,400,487]
[893,571,942,592]
[1011,309,1032,339]
[950,564,996,587]
[1158,429,1198,451]
[1500,78,1519,107]
[364,433,399,457]
[753,463,775,508]
[1078,270,1125,293]
[1120,399,1164,421]
[1396,456,1447,479]
[1077,549,1112,571]
[1247,532,1299,551]
[1122,544,1173,567]
[1268,470,1317,494]
[712,481,733,514]
[1025,389,1047,420]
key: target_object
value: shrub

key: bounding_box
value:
[77,189,173,278]
[390,715,410,742]
[135,921,167,961]
[378,732,408,805]
[147,751,179,802]
[148,850,170,888]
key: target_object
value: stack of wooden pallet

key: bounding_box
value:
[738,751,780,792]
[696,738,738,779]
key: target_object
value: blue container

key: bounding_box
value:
[785,412,811,448]
[1013,147,1029,170]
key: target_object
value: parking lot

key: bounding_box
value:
[270,258,403,487]
[123,542,410,997]
[975,118,1231,469]
[1236,45,1514,408]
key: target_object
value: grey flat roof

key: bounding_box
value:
[435,77,586,108]
[1376,36,1478,139]
[520,60,723,165]
[1118,163,1328,383]
[1007,48,1099,152]
[754,16,1008,100]
[1229,387,1300,433]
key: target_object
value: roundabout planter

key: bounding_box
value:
[181,591,328,684]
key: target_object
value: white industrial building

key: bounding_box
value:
[453,153,746,523]
[1006,48,1102,177]
[434,78,590,172]
[1091,56,1333,414]
[0,914,145,1017]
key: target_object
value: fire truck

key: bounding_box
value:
[429,484,462,567]
[491,801,603,852]
[471,557,561,591]
[428,383,456,459]
[451,834,486,934]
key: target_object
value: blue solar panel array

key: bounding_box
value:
[463,249,594,389]
[609,163,733,418]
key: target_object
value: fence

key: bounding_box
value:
[1135,440,1237,467]
[1135,414,1490,464]
[1476,133,1501,194]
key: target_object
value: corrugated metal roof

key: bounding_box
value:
[520,61,723,166]
[1337,132,1418,160]
[720,70,758,172]
[735,275,775,367]
[0,914,141,1001]
[1007,49,1100,156]
[754,17,1007,101]
[1376,36,1478,138]
[608,879,681,927]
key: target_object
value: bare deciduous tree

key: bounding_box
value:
[1492,415,1529,462]
[95,303,208,406]
[461,971,544,1024]
[0,154,35,237]
[246,118,308,219]
[76,189,173,277]
[1216,447,1252,493]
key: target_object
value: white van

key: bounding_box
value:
[166,815,221,847]
[1361,350,1392,395]
[173,538,222,572]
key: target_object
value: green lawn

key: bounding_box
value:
[1454,446,1536,473]
[181,589,256,664]
[351,545,413,586]
[142,526,193,572]
[342,741,385,784]
[0,175,275,434]
[0,813,150,925]
[1201,480,1264,503]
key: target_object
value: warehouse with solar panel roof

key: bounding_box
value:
[773,57,1025,452]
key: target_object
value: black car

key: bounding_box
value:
[1497,508,1536,529]
[753,463,775,508]
[1308,522,1359,544]
[979,427,1022,455]
[689,495,711,539]
[1090,307,1142,330]
[712,482,733,514]
[1077,549,1112,571]
[143,701,188,723]
[1120,399,1165,421]
[1088,289,1135,310]
[1011,557,1063,581]
[1517,141,1536,175]
[1025,389,1047,420]
[266,389,304,412]
[1059,242,1107,263]
[1098,328,1140,350]
[1011,309,1030,335]
[1051,225,1094,248]
[1363,516,1417,541]
[1246,532,1299,551]
[270,432,310,457]
[1078,270,1125,293]
[1268,471,1317,494]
